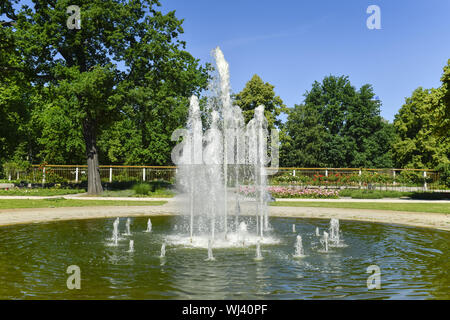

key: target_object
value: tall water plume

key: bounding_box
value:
[172,47,275,248]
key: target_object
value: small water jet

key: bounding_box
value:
[255,241,263,261]
[145,218,152,233]
[160,243,166,258]
[329,218,345,247]
[293,235,305,258]
[322,231,329,252]
[112,217,120,246]
[128,240,134,253]
[206,240,215,261]
[315,227,320,237]
[124,218,132,236]
[292,224,296,233]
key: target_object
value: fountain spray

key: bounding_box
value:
[125,218,131,236]
[206,239,215,261]
[293,235,305,258]
[146,218,152,233]
[255,241,263,261]
[128,240,134,253]
[112,218,120,246]
[323,231,329,252]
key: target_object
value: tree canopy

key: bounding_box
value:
[392,60,450,170]
[234,74,287,130]
[281,75,395,168]
[1,0,209,193]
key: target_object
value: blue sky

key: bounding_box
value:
[161,0,450,122]
[5,1,450,122]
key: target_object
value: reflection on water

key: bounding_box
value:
[0,216,448,299]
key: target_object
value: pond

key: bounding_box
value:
[0,216,448,299]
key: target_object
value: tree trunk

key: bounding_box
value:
[83,120,103,195]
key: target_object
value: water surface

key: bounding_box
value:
[0,216,448,299]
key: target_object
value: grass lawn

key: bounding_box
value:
[0,198,167,210]
[0,188,85,196]
[100,189,175,198]
[338,189,412,199]
[270,201,450,214]
[338,189,450,200]
[0,188,175,198]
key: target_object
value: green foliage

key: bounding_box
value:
[1,0,210,188]
[281,75,395,168]
[133,183,151,195]
[435,163,450,187]
[270,174,310,185]
[0,188,84,196]
[393,60,450,170]
[234,74,287,130]
[338,189,411,199]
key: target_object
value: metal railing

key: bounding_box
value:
[2,165,447,191]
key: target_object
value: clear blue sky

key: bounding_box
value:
[161,0,450,122]
[6,1,450,122]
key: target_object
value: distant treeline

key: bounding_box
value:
[0,1,449,187]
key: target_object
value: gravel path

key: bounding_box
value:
[0,198,448,231]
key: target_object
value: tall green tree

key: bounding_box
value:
[280,104,327,167]
[234,74,287,130]
[0,3,38,171]
[392,60,450,170]
[7,0,209,193]
[281,75,395,168]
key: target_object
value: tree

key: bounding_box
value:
[8,0,209,193]
[280,104,327,167]
[234,74,287,130]
[0,5,36,171]
[392,60,450,170]
[281,75,395,168]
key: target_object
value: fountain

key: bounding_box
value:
[124,218,132,236]
[145,218,152,233]
[112,218,120,246]
[206,240,215,261]
[160,243,166,258]
[329,218,344,247]
[171,47,276,248]
[293,235,305,258]
[255,241,263,261]
[315,227,320,237]
[128,240,134,253]
[292,224,296,233]
[322,231,329,252]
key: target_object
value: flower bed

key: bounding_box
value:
[239,185,339,199]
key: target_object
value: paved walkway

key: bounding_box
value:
[0,194,448,203]
[0,194,449,231]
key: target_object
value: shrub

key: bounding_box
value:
[436,163,450,188]
[133,183,151,195]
